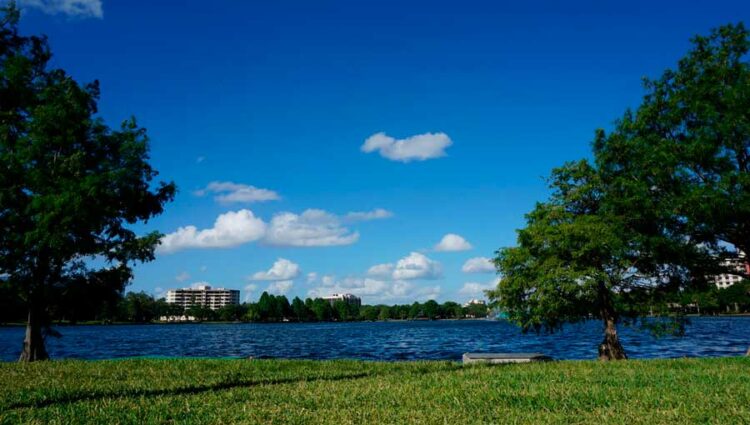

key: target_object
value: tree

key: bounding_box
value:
[185,305,215,321]
[593,23,750,279]
[217,304,246,322]
[393,304,409,320]
[273,295,291,321]
[422,300,439,320]
[121,292,158,323]
[244,303,260,322]
[440,301,462,319]
[377,306,391,321]
[465,303,488,319]
[489,161,649,360]
[291,296,310,321]
[256,292,273,321]
[359,305,379,321]
[489,24,750,360]
[717,281,750,312]
[333,300,350,321]
[408,302,422,319]
[311,298,333,321]
[0,5,176,361]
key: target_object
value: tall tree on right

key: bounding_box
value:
[594,23,750,276]
[489,24,748,359]
[489,161,640,360]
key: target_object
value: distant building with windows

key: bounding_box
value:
[166,285,240,310]
[712,251,749,289]
[321,293,361,307]
[463,299,486,308]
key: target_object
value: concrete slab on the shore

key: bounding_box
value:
[462,352,552,364]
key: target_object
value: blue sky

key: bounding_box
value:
[15,0,750,304]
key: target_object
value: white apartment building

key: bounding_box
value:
[322,293,362,307]
[166,285,240,310]
[712,251,749,289]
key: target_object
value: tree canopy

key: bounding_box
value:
[594,23,750,276]
[0,4,175,361]
[490,23,750,360]
[489,161,641,359]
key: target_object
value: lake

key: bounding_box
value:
[1,317,748,362]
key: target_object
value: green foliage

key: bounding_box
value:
[464,303,489,319]
[489,160,637,333]
[0,290,493,324]
[0,4,175,358]
[291,296,311,322]
[216,304,247,322]
[1,357,748,423]
[440,301,463,319]
[122,292,161,323]
[422,300,439,320]
[377,305,390,321]
[409,302,422,319]
[359,305,380,321]
[252,292,293,322]
[718,280,750,312]
[593,22,750,279]
[490,24,750,358]
[185,305,216,322]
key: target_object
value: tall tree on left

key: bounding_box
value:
[0,3,176,362]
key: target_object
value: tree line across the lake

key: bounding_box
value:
[2,281,748,326]
[0,288,491,325]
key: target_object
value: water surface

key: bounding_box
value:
[1,317,748,361]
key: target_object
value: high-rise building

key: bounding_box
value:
[166,285,240,310]
[712,251,749,289]
[321,293,362,307]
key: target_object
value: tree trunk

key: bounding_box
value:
[597,282,627,361]
[19,304,49,362]
[598,315,627,361]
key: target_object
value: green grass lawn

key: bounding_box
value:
[1,357,749,424]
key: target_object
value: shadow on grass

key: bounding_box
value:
[7,363,461,410]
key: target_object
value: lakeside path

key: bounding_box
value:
[1,357,749,424]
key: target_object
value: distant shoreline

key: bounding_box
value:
[0,317,494,327]
[2,314,750,328]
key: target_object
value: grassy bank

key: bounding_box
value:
[1,357,749,424]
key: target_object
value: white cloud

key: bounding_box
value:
[307,276,441,304]
[159,209,266,254]
[361,132,452,162]
[175,271,191,282]
[159,207,386,253]
[263,209,359,247]
[306,272,318,284]
[195,181,280,204]
[462,257,495,274]
[266,280,293,295]
[392,252,442,280]
[434,233,472,252]
[344,208,394,222]
[189,281,211,289]
[21,0,102,18]
[458,279,499,298]
[250,258,301,281]
[367,263,394,278]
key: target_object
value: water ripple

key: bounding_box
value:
[1,317,748,361]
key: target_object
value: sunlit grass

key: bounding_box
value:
[1,357,748,424]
